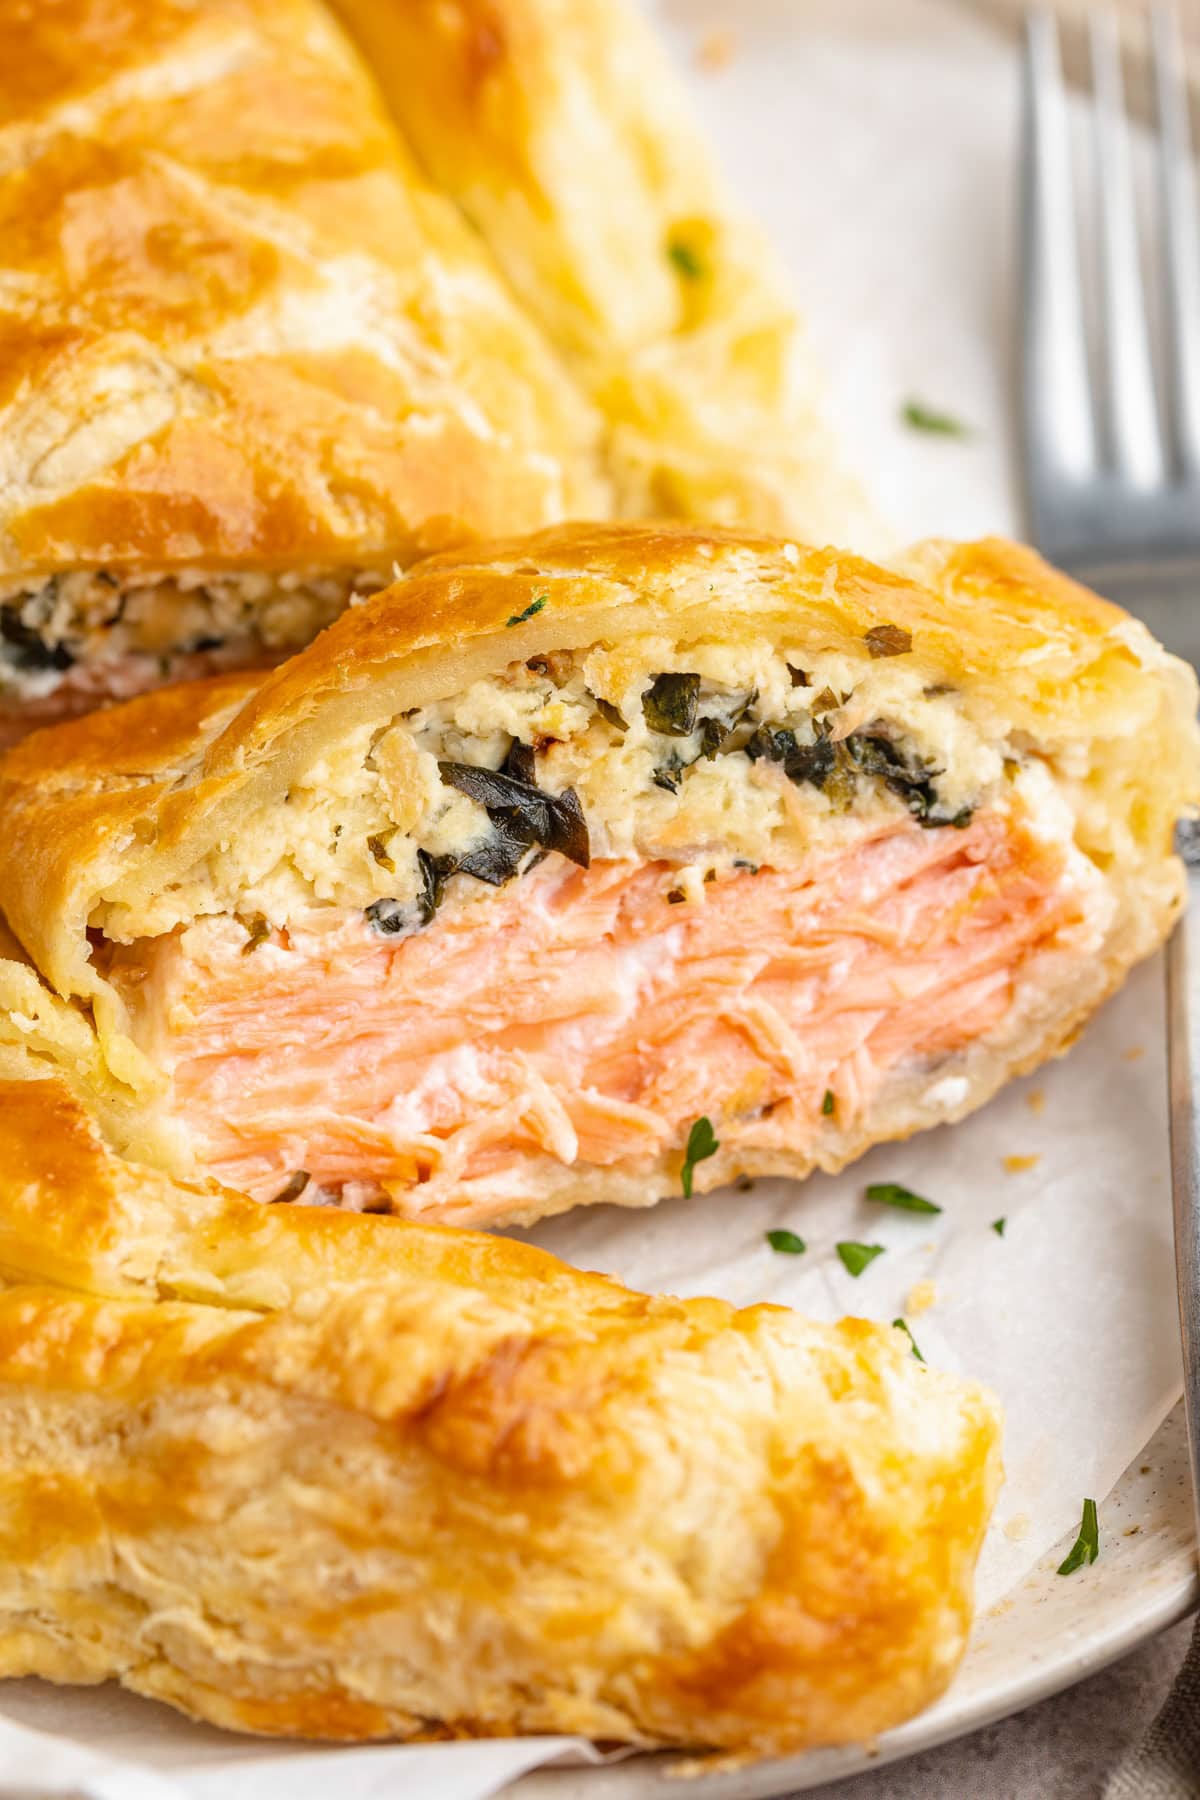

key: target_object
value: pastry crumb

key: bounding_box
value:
[1025,1087,1045,1115]
[1123,1045,1145,1061]
[1003,1153,1040,1174]
[1004,1512,1031,1542]
[905,1278,937,1315]
[696,27,736,70]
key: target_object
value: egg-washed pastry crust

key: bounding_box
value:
[0,523,1194,1220]
[324,0,866,535]
[0,0,861,733]
[0,1072,1001,1752]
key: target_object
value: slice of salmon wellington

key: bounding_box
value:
[0,522,1195,1227]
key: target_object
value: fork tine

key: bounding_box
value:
[1152,4,1200,477]
[1090,10,1164,486]
[1020,10,1098,509]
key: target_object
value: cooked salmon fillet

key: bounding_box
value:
[107,808,1102,1221]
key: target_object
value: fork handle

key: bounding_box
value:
[1166,846,1200,1545]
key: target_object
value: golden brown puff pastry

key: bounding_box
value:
[0,1074,1002,1753]
[0,0,609,740]
[0,522,1195,1225]
[325,0,867,538]
[0,0,860,743]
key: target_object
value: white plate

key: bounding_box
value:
[512,1407,1196,1797]
[1,6,1194,1797]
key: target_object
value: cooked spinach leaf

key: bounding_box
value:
[365,897,417,936]
[594,696,627,731]
[746,723,836,789]
[439,757,590,883]
[502,739,537,785]
[268,1171,311,1204]
[0,609,73,672]
[454,817,538,886]
[415,848,449,922]
[642,672,701,736]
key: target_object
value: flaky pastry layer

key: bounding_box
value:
[0,1075,1001,1753]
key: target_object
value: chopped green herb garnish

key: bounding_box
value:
[241,914,270,955]
[866,1182,942,1215]
[892,1317,925,1362]
[667,237,704,280]
[766,1228,806,1255]
[681,1115,719,1197]
[1057,1499,1100,1575]
[864,623,913,659]
[822,1089,835,1117]
[992,1216,1007,1236]
[836,1241,885,1278]
[506,594,548,627]
[902,399,971,437]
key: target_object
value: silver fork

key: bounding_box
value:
[1020,7,1200,1548]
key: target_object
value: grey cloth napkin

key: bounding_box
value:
[1104,1616,1200,1799]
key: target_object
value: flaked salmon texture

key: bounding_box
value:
[104,807,1106,1225]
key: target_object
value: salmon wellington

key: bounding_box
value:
[0,522,1195,1226]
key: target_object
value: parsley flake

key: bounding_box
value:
[822,1088,835,1117]
[992,1217,1007,1236]
[866,1182,942,1215]
[766,1228,806,1255]
[681,1115,719,1197]
[892,1317,925,1362]
[1057,1499,1100,1575]
[506,594,548,627]
[902,398,971,437]
[837,1241,885,1278]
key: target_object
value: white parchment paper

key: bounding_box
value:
[0,0,1182,1792]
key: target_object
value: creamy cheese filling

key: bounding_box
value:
[92,636,1023,945]
[0,566,387,718]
